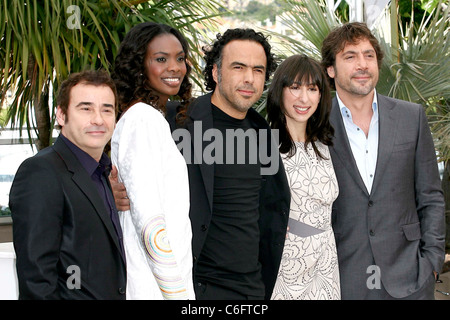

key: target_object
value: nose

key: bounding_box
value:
[91,109,104,126]
[297,88,309,101]
[168,58,181,73]
[356,54,368,70]
[243,69,254,84]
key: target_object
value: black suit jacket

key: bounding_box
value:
[167,94,290,299]
[9,136,126,299]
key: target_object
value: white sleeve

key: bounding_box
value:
[112,104,194,299]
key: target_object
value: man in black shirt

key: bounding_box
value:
[170,29,290,300]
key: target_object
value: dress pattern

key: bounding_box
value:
[271,141,341,300]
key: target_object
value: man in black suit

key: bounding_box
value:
[112,28,290,300]
[10,70,126,299]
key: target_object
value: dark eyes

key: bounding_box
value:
[155,56,185,63]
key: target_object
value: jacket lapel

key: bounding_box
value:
[52,137,124,261]
[330,98,369,195]
[370,94,397,195]
[187,93,215,212]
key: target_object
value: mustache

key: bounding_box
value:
[352,71,372,77]
[86,126,107,132]
[237,85,256,92]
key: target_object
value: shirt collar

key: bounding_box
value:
[337,89,378,119]
[60,133,111,176]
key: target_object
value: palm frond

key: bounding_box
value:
[0,0,223,149]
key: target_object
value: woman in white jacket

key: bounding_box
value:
[111,22,194,300]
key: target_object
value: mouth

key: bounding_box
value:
[86,130,106,135]
[293,105,311,114]
[352,73,371,82]
[237,88,255,97]
[162,77,182,87]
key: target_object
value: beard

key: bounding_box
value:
[216,74,261,114]
[336,70,378,97]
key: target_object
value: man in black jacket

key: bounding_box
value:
[10,70,126,299]
[171,28,290,300]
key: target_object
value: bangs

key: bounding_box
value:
[282,57,323,88]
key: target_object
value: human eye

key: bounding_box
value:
[79,105,91,111]
[156,57,167,63]
[103,108,114,114]
[177,55,186,62]
[289,84,300,91]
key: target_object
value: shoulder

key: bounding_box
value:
[122,102,164,118]
[12,146,63,189]
[247,107,270,129]
[166,100,180,120]
[378,94,422,111]
[20,146,58,169]
[116,102,169,130]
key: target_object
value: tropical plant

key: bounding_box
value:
[0,0,223,150]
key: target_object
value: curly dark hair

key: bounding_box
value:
[112,22,192,118]
[202,28,277,92]
[267,55,334,160]
[321,22,384,90]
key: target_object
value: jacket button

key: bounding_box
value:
[369,230,375,236]
[118,287,126,295]
[368,200,374,207]
[201,225,208,231]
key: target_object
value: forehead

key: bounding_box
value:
[339,38,376,54]
[146,33,183,54]
[69,83,115,104]
[221,40,267,65]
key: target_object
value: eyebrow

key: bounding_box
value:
[230,61,266,70]
[75,102,114,108]
[342,48,376,55]
[152,50,185,56]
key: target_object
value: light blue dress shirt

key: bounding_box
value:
[336,90,379,194]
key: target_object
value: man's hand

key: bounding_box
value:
[109,165,130,212]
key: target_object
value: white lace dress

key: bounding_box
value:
[111,102,194,300]
[271,141,341,300]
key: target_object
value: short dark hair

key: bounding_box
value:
[267,54,334,159]
[202,28,277,91]
[56,70,118,128]
[321,22,384,89]
[112,22,192,116]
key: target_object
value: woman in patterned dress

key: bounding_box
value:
[267,55,341,300]
[110,22,195,300]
